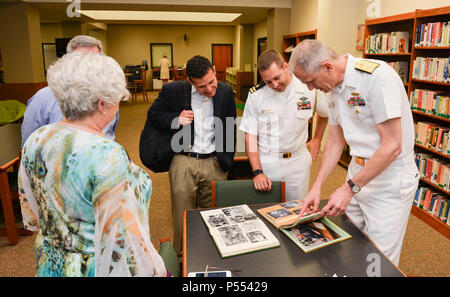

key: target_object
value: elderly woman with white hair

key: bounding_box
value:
[18,51,167,277]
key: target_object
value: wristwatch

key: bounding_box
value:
[347,179,361,194]
[253,169,264,177]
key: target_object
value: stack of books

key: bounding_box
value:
[415,153,450,192]
[365,31,409,54]
[415,121,450,155]
[415,21,450,47]
[410,88,450,118]
[411,56,450,83]
[414,186,449,224]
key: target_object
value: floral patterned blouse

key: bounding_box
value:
[18,123,166,277]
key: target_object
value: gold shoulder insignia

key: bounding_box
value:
[249,82,266,94]
[355,60,380,74]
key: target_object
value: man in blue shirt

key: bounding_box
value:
[21,35,119,146]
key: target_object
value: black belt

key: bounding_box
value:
[180,152,215,159]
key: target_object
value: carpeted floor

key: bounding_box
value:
[0,92,449,277]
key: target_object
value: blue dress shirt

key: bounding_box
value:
[21,86,119,146]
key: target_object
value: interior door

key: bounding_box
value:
[212,44,233,82]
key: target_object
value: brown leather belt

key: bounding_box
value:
[354,156,366,166]
[283,153,292,159]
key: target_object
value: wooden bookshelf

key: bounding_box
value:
[364,7,450,237]
[411,205,450,239]
[410,6,450,238]
[225,68,253,102]
[282,29,317,62]
[412,110,450,123]
[415,142,450,160]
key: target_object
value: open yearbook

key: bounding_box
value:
[257,200,352,253]
[200,205,280,258]
[257,200,320,229]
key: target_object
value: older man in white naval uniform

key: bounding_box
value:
[290,40,419,265]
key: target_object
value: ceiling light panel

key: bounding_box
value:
[77,10,242,22]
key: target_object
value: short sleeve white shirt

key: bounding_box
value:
[239,75,328,154]
[328,54,414,159]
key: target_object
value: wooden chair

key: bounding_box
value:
[211,180,285,208]
[159,237,180,277]
[172,68,186,81]
[124,72,137,102]
[0,155,32,245]
[133,69,148,102]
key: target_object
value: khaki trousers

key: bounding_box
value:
[169,154,228,255]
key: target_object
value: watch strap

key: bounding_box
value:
[253,169,264,177]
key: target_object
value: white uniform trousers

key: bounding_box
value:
[260,147,312,202]
[345,152,419,266]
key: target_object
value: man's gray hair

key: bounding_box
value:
[66,35,104,54]
[288,40,339,73]
[47,51,129,120]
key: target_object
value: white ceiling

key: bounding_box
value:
[16,0,292,25]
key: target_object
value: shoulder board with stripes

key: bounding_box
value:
[249,82,266,94]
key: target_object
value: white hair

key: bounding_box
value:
[67,35,104,54]
[47,51,129,120]
[288,39,339,73]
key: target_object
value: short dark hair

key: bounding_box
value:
[257,50,284,72]
[186,55,213,80]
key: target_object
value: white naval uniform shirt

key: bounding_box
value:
[328,54,415,159]
[239,75,328,155]
[191,87,215,154]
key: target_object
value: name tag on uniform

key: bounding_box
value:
[348,92,366,107]
[297,96,312,110]
[261,109,274,114]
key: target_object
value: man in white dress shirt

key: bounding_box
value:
[239,50,329,202]
[146,55,236,255]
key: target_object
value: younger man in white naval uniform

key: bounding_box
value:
[240,50,329,202]
[290,40,419,265]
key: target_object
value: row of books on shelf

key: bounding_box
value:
[411,56,450,83]
[388,61,409,83]
[413,186,449,224]
[415,21,450,48]
[415,153,450,192]
[414,122,450,155]
[365,31,409,54]
[410,88,450,118]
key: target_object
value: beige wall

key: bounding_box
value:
[234,25,242,69]
[107,24,235,87]
[0,3,45,83]
[88,28,108,54]
[41,23,63,44]
[380,0,447,16]
[241,24,254,71]
[290,0,319,33]
[318,0,359,56]
[252,19,267,82]
[266,8,291,53]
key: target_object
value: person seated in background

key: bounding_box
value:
[18,51,166,277]
[21,35,119,147]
